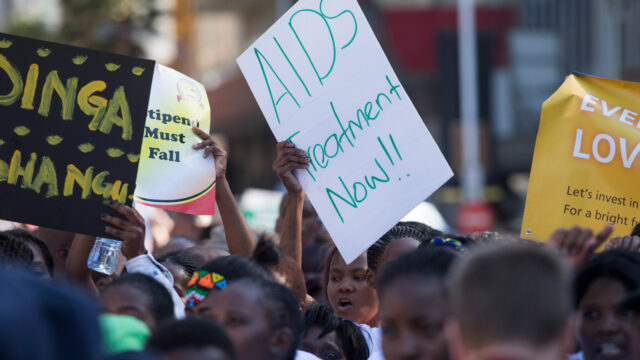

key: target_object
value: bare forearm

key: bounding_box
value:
[66,234,99,295]
[280,191,304,266]
[216,177,255,256]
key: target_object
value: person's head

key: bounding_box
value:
[402,221,445,241]
[193,277,302,360]
[447,245,573,360]
[617,288,640,360]
[378,247,458,360]
[573,249,640,360]
[186,255,272,311]
[147,318,236,360]
[154,236,196,259]
[101,273,174,330]
[276,194,324,246]
[179,246,230,268]
[367,224,426,280]
[299,304,369,360]
[4,229,53,279]
[32,227,74,277]
[157,254,198,299]
[252,239,308,306]
[322,247,378,325]
[0,232,33,271]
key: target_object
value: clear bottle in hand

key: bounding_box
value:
[87,237,122,275]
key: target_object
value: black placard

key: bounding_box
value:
[0,33,154,236]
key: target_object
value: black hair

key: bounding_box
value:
[367,223,427,272]
[4,229,54,275]
[0,232,33,268]
[378,247,458,297]
[252,238,281,269]
[199,255,272,282]
[147,318,236,360]
[402,221,445,241]
[157,254,198,278]
[251,239,308,305]
[234,277,302,360]
[573,249,640,307]
[302,304,369,360]
[103,273,174,324]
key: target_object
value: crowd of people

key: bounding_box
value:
[1,128,640,360]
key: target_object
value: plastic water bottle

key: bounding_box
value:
[87,237,122,275]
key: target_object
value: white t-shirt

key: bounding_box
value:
[358,323,385,360]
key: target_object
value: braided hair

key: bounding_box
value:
[0,232,33,268]
[367,223,426,272]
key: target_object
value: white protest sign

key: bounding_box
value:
[134,64,216,215]
[237,0,452,263]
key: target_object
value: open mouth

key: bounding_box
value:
[336,298,353,312]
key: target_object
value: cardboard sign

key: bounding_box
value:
[237,0,452,263]
[134,64,216,215]
[522,74,640,241]
[0,33,154,236]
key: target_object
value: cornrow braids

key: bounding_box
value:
[0,232,34,268]
[4,229,54,275]
[367,223,427,272]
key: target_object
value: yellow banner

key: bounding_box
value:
[522,74,640,242]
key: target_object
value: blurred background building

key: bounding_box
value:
[2,0,639,232]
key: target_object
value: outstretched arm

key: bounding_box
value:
[273,141,309,266]
[192,126,255,256]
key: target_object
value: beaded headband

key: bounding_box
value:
[185,270,227,307]
[428,237,468,254]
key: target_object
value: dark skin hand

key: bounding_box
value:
[546,223,613,271]
[191,125,226,180]
[273,141,309,265]
[606,235,640,251]
[101,201,147,259]
[273,141,309,195]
